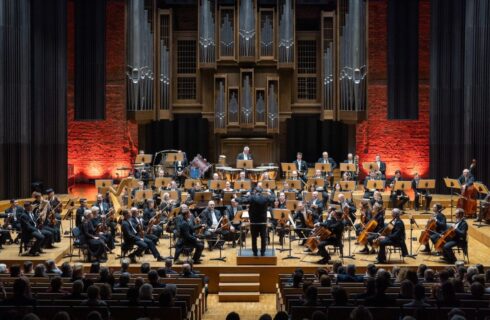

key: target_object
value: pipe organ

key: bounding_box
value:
[127,0,367,128]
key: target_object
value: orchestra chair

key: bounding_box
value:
[452,236,470,264]
[18,231,34,256]
[326,242,344,263]
[72,227,90,262]
[119,241,138,262]
[181,245,195,260]
[387,244,405,263]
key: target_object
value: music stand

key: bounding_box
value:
[210,180,227,190]
[194,192,212,206]
[473,182,489,228]
[261,180,276,190]
[135,154,153,164]
[284,192,297,200]
[287,180,302,190]
[237,160,253,169]
[281,163,297,179]
[154,177,173,189]
[362,162,379,172]
[168,190,179,201]
[314,163,332,173]
[340,163,356,172]
[184,179,201,190]
[417,179,436,214]
[307,178,325,189]
[286,200,298,211]
[166,152,184,163]
[444,177,461,223]
[95,179,113,194]
[340,181,356,192]
[366,180,386,191]
[135,190,153,203]
[222,192,235,206]
[234,180,252,191]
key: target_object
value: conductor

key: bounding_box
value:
[238,187,274,256]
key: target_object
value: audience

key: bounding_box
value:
[226,312,240,320]
[350,305,373,320]
[158,288,175,307]
[1,277,36,306]
[81,285,107,306]
[302,286,318,306]
[331,286,350,306]
[23,261,33,275]
[10,264,22,277]
[403,284,431,308]
[337,264,363,282]
[398,279,414,299]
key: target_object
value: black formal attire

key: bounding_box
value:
[4,205,23,231]
[238,193,274,256]
[131,216,158,245]
[76,206,87,228]
[19,211,46,254]
[80,220,106,261]
[292,210,317,241]
[375,160,387,175]
[174,218,204,262]
[423,211,447,252]
[366,210,386,249]
[377,218,408,262]
[95,200,117,237]
[122,218,162,260]
[308,198,324,217]
[317,219,344,261]
[339,199,356,225]
[355,208,372,236]
[199,208,222,249]
[90,216,115,250]
[389,177,409,210]
[224,205,245,244]
[363,177,384,199]
[442,218,468,263]
[458,174,475,187]
[412,178,432,211]
[293,159,308,183]
[32,200,57,245]
[143,207,163,238]
[174,159,188,187]
[343,159,358,181]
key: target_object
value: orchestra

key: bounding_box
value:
[0,147,485,268]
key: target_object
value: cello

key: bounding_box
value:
[357,206,382,246]
[434,227,456,251]
[418,218,437,245]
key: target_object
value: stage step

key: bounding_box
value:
[218,291,260,302]
[219,273,260,283]
[219,273,261,302]
[219,282,260,292]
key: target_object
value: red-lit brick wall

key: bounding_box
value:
[356,0,430,178]
[67,0,138,181]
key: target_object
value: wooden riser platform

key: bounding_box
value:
[236,249,277,265]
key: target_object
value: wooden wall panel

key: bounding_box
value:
[219,138,277,166]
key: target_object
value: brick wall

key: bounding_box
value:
[67,0,138,181]
[356,0,430,179]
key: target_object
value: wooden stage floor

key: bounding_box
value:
[2,212,490,292]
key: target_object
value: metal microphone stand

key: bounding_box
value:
[282,227,300,260]
[210,231,226,262]
[342,226,355,260]
[62,208,77,261]
[406,216,418,259]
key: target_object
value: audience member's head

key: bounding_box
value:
[375,276,390,294]
[52,311,71,320]
[226,312,240,320]
[126,287,139,304]
[400,279,414,298]
[120,258,130,272]
[23,261,33,275]
[304,286,318,304]
[60,262,73,278]
[10,264,21,277]
[311,310,328,320]
[438,270,449,283]
[273,311,288,320]
[417,264,428,278]
[475,264,484,274]
[140,263,151,274]
[332,261,343,274]
[157,268,167,278]
[346,264,356,277]
[332,286,349,306]
[99,283,112,300]
[139,283,154,300]
[148,270,159,284]
[134,277,144,290]
[158,288,174,307]
[13,277,31,299]
[424,269,435,282]
[34,263,46,277]
[292,272,302,288]
[86,285,100,301]
[258,314,272,320]
[72,280,84,296]
[413,283,426,301]
[439,281,457,302]
[405,270,418,285]
[119,272,131,287]
[364,277,376,296]
[86,311,103,320]
[366,264,377,278]
[350,305,373,320]
[21,313,40,320]
[466,266,478,284]
[470,282,484,299]
[320,274,331,287]
[50,277,63,292]
[451,278,465,293]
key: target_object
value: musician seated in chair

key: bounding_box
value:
[354,199,372,236]
[369,191,384,208]
[121,209,165,263]
[293,152,308,183]
[225,198,244,246]
[90,207,115,251]
[19,202,48,256]
[270,198,289,246]
[412,173,432,211]
[94,194,116,237]
[143,199,163,238]
[360,203,386,254]
[80,210,108,262]
[375,208,408,264]
[199,201,223,250]
[308,191,324,217]
[363,170,384,199]
[317,151,337,187]
[338,193,356,225]
[293,201,317,245]
[130,207,159,245]
[208,173,224,203]
[343,153,359,181]
[32,192,58,246]
[421,204,447,253]
[441,208,468,264]
[316,210,344,264]
[174,208,204,263]
[389,170,409,210]
[2,199,23,244]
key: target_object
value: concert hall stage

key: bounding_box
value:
[1,210,489,293]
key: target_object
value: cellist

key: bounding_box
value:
[441,208,468,264]
[315,210,344,264]
[375,208,408,264]
[293,201,317,245]
[421,204,447,253]
[359,203,385,254]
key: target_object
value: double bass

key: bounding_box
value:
[457,159,478,217]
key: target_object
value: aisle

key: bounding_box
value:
[203,294,276,320]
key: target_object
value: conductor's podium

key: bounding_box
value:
[236,248,277,265]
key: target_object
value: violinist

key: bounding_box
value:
[338,193,356,225]
[369,191,384,208]
[359,203,386,254]
[412,173,432,211]
[159,192,177,213]
[375,208,408,264]
[441,209,468,264]
[199,200,223,250]
[174,207,204,263]
[293,201,317,245]
[315,210,344,264]
[32,192,56,248]
[421,204,447,253]
[389,170,409,210]
[225,198,243,227]
[308,191,324,217]
[223,181,235,193]
[76,198,89,228]
[90,207,115,252]
[46,189,62,220]
[80,210,108,262]
[4,199,22,236]
[270,198,289,246]
[130,207,158,245]
[143,199,163,238]
[19,202,48,256]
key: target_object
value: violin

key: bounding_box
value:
[220,214,231,231]
[146,211,162,234]
[194,216,205,236]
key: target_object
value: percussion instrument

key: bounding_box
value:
[190,154,212,178]
[246,168,266,182]
[257,165,279,180]
[223,167,241,182]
